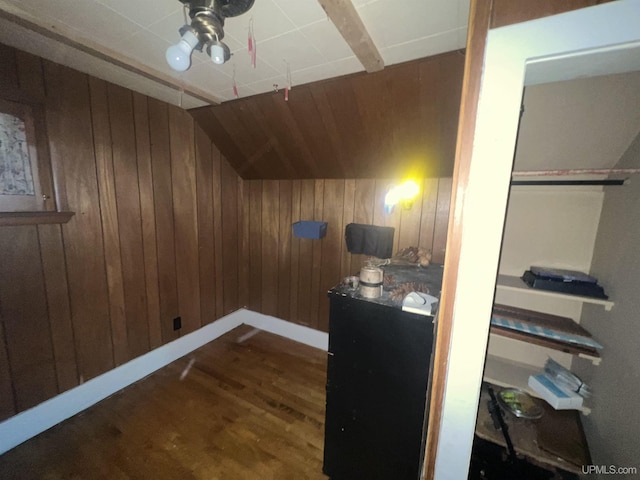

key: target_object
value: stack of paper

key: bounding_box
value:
[528,374,584,410]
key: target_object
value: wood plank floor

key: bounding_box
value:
[0,326,330,479]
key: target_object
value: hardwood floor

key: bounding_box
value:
[0,326,329,479]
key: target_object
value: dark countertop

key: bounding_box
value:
[328,263,444,311]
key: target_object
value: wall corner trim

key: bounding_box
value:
[0,309,327,455]
[240,310,329,351]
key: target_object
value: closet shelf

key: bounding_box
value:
[483,354,591,415]
[490,304,602,365]
[496,274,614,311]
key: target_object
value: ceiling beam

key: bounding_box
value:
[0,2,221,106]
[317,0,384,73]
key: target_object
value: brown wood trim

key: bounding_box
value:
[421,0,493,478]
[317,0,384,73]
[0,5,220,106]
[0,211,74,226]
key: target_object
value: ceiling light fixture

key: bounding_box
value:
[166,0,254,72]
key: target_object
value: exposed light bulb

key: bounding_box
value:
[208,41,230,65]
[166,30,199,72]
[210,44,225,64]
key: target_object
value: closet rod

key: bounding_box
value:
[512,168,640,177]
[511,179,625,186]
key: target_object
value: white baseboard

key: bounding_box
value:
[238,309,329,351]
[0,309,327,455]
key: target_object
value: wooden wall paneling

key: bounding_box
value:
[14,50,44,100]
[195,125,216,325]
[168,107,201,334]
[0,226,57,411]
[296,180,315,327]
[322,82,366,178]
[191,53,465,180]
[45,62,114,381]
[349,178,376,274]
[389,63,424,177]
[210,104,256,174]
[261,180,280,316]
[0,319,16,420]
[490,0,601,27]
[190,110,247,179]
[372,179,401,255]
[252,95,305,179]
[88,77,128,366]
[15,50,78,392]
[108,83,150,358]
[417,178,440,255]
[308,180,325,330]
[148,98,179,344]
[247,180,262,312]
[437,54,465,176]
[285,88,337,177]
[418,58,442,177]
[340,179,356,278]
[232,99,284,179]
[271,94,322,178]
[277,181,293,320]
[220,157,239,314]
[318,180,345,331]
[211,144,225,318]
[14,51,56,212]
[309,85,349,178]
[37,224,78,393]
[239,100,290,179]
[237,177,250,308]
[0,42,18,89]
[350,72,392,176]
[398,187,423,250]
[432,178,453,264]
[289,180,302,323]
[132,93,162,349]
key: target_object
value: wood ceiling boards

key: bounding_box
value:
[189,51,464,180]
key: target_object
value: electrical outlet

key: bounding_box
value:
[173,316,182,331]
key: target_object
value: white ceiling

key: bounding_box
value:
[0,0,470,107]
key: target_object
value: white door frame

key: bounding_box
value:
[434,2,640,478]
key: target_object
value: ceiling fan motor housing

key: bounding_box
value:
[178,0,255,61]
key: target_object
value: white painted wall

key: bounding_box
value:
[488,186,604,369]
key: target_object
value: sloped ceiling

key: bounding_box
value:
[192,65,640,180]
[190,51,465,179]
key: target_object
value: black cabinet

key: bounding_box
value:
[323,265,441,480]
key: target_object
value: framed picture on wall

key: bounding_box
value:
[0,97,47,212]
[0,91,73,226]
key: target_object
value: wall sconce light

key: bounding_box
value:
[384,180,420,214]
